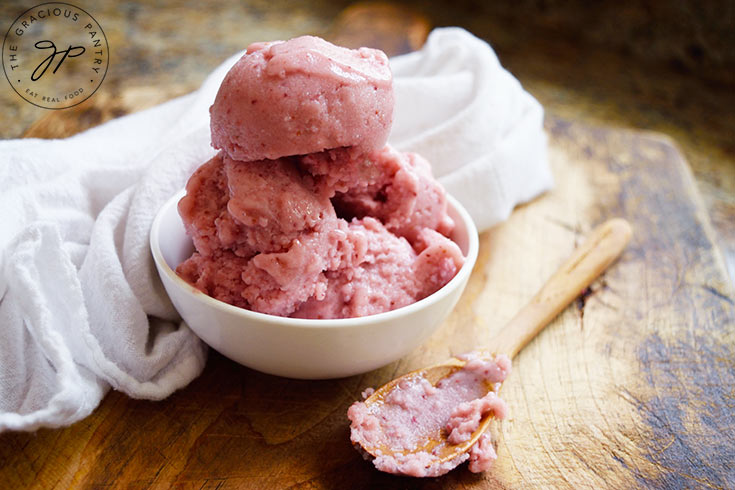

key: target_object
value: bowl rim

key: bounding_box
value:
[150,189,479,329]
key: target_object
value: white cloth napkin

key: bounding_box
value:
[0,27,551,432]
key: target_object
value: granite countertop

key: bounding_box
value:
[1,0,733,282]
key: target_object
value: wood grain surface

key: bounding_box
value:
[2,7,734,489]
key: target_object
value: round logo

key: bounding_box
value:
[2,2,109,109]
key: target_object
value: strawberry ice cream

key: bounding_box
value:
[347,354,511,477]
[210,36,393,162]
[176,36,464,319]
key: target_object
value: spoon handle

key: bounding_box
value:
[491,218,633,359]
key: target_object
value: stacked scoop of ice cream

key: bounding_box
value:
[176,36,464,319]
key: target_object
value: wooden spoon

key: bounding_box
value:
[356,218,633,470]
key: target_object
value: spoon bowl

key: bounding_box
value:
[359,357,482,463]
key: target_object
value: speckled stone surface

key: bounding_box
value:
[1,0,733,282]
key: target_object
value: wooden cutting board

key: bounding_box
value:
[2,9,734,489]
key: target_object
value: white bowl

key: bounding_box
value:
[150,190,478,379]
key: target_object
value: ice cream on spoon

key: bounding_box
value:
[348,218,633,477]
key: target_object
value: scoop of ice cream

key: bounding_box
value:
[178,152,335,258]
[210,36,394,161]
[177,220,368,317]
[292,217,419,319]
[178,153,357,316]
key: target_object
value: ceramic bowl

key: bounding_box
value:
[150,190,478,379]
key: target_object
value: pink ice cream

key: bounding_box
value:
[177,147,463,318]
[347,354,511,477]
[177,35,464,319]
[210,36,394,162]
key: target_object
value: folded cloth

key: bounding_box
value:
[0,28,551,431]
[391,29,551,229]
